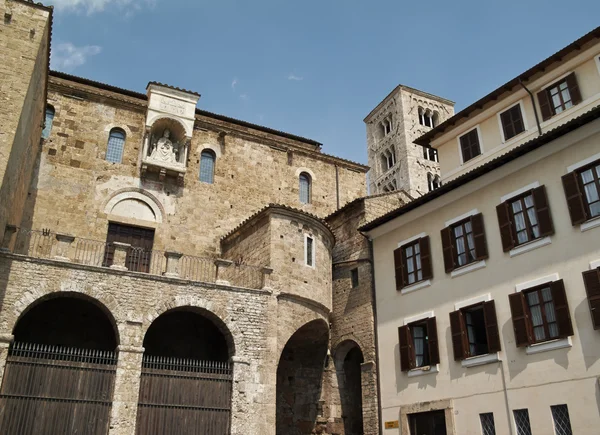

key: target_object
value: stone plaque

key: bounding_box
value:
[384,420,399,429]
[159,96,185,116]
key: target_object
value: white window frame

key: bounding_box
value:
[497,100,529,144]
[565,152,600,232]
[304,234,315,268]
[402,310,439,377]
[456,125,484,165]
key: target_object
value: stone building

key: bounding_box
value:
[0,1,409,434]
[365,85,454,197]
[362,25,600,435]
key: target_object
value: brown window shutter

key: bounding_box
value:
[398,325,414,371]
[496,201,515,252]
[394,247,406,290]
[551,279,574,338]
[483,300,502,353]
[427,317,440,365]
[537,89,553,121]
[508,292,532,347]
[470,213,488,260]
[449,310,468,361]
[561,172,587,225]
[532,185,555,237]
[565,72,582,105]
[419,236,433,280]
[582,269,600,330]
[441,227,455,273]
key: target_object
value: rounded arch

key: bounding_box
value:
[104,189,165,223]
[12,292,120,350]
[199,148,217,184]
[299,171,312,204]
[147,114,191,138]
[294,166,317,181]
[145,301,236,358]
[197,143,222,158]
[332,338,364,366]
[143,306,234,361]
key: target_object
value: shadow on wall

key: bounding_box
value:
[335,343,364,435]
[573,298,600,369]
[276,319,328,435]
[394,343,437,393]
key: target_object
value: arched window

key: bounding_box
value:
[199,149,216,184]
[433,176,441,189]
[106,128,126,163]
[299,172,311,204]
[428,173,434,192]
[42,105,55,139]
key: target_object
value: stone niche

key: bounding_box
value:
[141,83,200,185]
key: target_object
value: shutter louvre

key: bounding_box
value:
[441,227,455,273]
[537,89,553,121]
[483,300,502,353]
[496,201,515,252]
[426,317,440,365]
[398,326,413,371]
[565,72,582,105]
[470,213,488,260]
[394,247,405,290]
[509,292,532,347]
[419,236,433,280]
[561,171,587,225]
[551,280,574,338]
[449,310,468,361]
[532,185,554,237]
[582,269,600,330]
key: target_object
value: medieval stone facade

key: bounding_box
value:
[0,1,408,434]
[365,85,454,197]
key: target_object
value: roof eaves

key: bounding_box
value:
[360,104,600,232]
[147,81,201,97]
[415,25,600,146]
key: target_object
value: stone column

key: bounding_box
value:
[163,251,183,278]
[110,242,131,271]
[0,225,17,252]
[229,356,251,435]
[0,333,14,389]
[108,345,144,435]
[214,259,233,285]
[53,234,75,261]
[360,360,379,435]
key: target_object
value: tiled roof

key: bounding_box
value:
[147,81,201,97]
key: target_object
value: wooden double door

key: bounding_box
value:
[104,222,155,273]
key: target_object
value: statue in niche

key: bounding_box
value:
[150,129,179,163]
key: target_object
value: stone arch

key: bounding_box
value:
[103,123,134,137]
[144,296,236,358]
[11,291,121,349]
[147,114,191,138]
[104,188,165,223]
[332,335,365,363]
[277,297,329,358]
[295,166,317,182]
[197,143,222,158]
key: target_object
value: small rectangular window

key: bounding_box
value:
[404,240,422,285]
[551,404,572,435]
[452,218,476,267]
[459,129,481,163]
[500,104,525,141]
[398,317,439,371]
[480,413,496,435]
[525,286,559,343]
[305,236,314,267]
[537,72,582,121]
[579,162,600,219]
[450,300,501,361]
[513,409,532,435]
[410,321,430,368]
[394,236,432,290]
[350,268,359,288]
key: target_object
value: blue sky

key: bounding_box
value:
[48,0,600,165]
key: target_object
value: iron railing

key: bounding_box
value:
[3,227,268,290]
[142,355,231,375]
[9,341,117,365]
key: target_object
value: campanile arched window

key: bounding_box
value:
[106,128,126,163]
[199,149,216,184]
[299,172,311,204]
[42,105,55,139]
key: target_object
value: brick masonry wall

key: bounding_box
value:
[325,190,410,435]
[21,77,367,259]
[0,1,50,241]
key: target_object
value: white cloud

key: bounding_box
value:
[288,74,303,81]
[231,78,238,89]
[239,93,249,101]
[48,0,155,15]
[51,43,102,72]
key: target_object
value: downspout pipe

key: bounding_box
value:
[335,165,340,210]
[519,78,543,136]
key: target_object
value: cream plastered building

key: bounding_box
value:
[361,26,600,435]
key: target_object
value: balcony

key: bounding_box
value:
[0,226,271,290]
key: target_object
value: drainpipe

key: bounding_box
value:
[500,360,515,435]
[335,165,340,210]
[518,78,543,136]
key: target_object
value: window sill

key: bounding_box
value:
[461,352,501,368]
[526,337,572,355]
[581,216,600,232]
[509,237,552,257]
[408,364,439,377]
[451,260,486,278]
[400,279,431,295]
